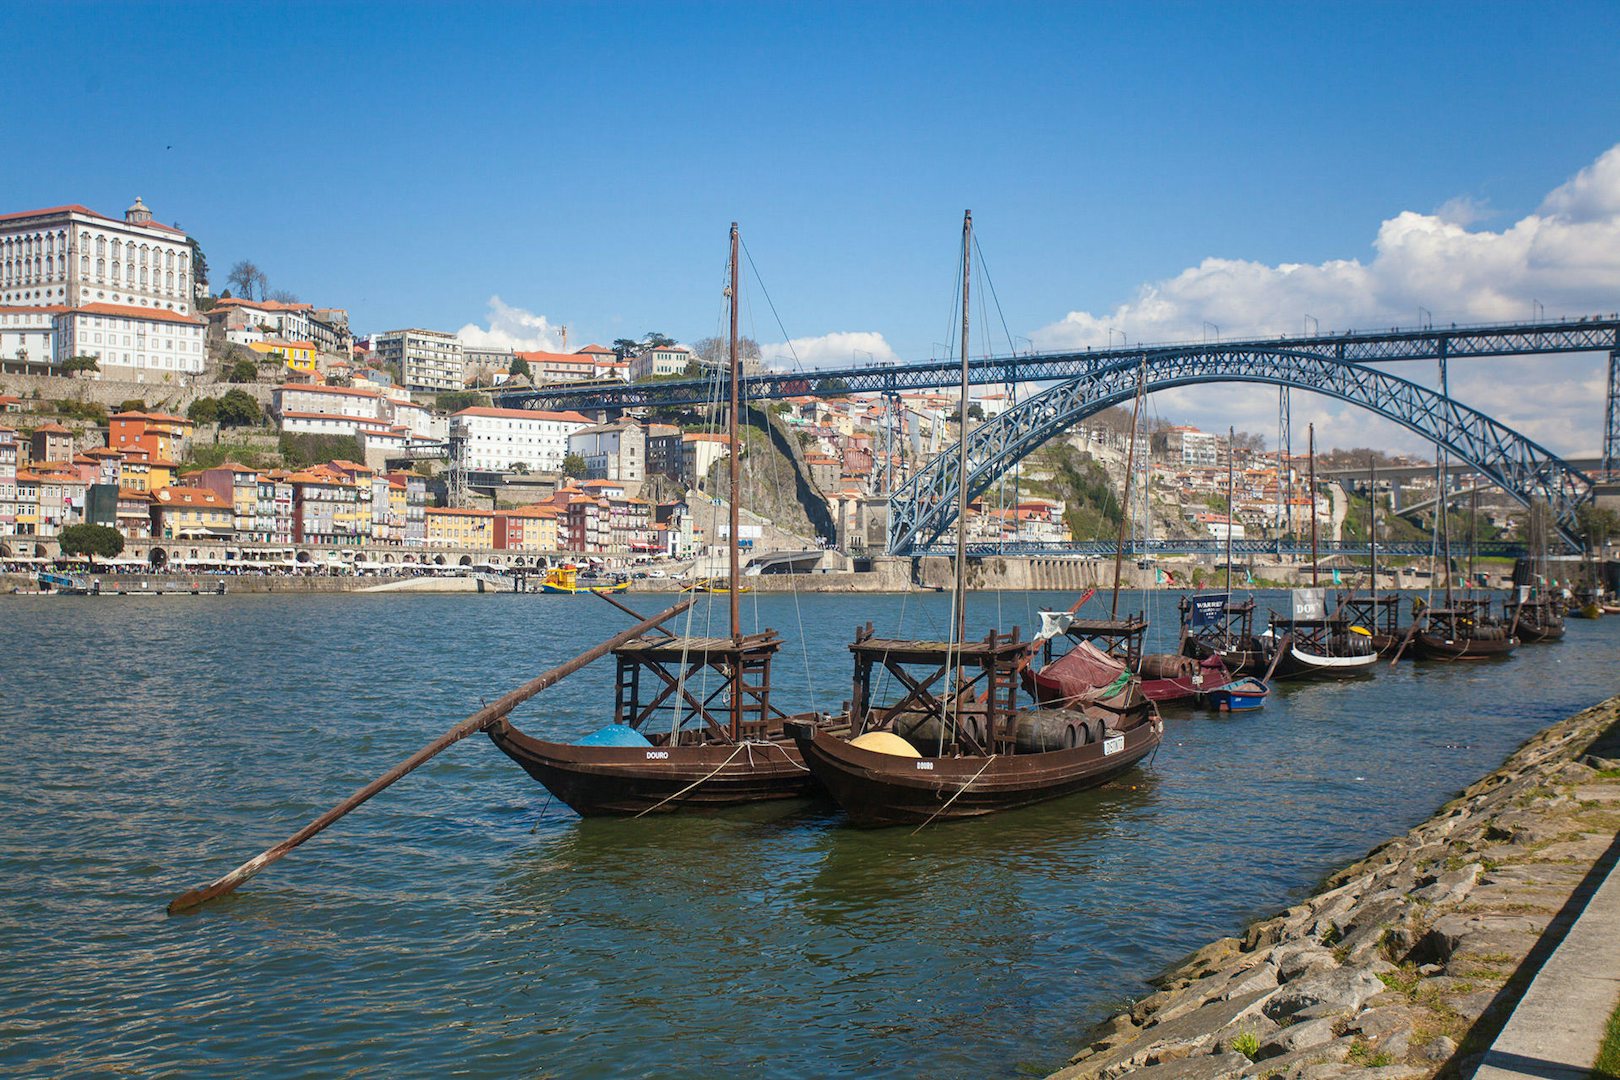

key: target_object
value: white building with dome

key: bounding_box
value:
[0,197,206,378]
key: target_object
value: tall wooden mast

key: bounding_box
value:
[1308,423,1319,587]
[1110,360,1146,618]
[728,222,742,645]
[727,223,743,742]
[952,210,972,648]
[1369,454,1379,611]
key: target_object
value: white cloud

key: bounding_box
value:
[1028,143,1620,456]
[759,330,902,371]
[1434,195,1490,227]
[455,295,566,352]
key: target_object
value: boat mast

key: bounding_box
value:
[952,210,972,648]
[1110,360,1147,618]
[1468,484,1478,597]
[728,223,742,738]
[1218,424,1231,647]
[1369,454,1379,619]
[1308,423,1319,588]
[1225,426,1235,601]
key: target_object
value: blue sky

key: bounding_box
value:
[5,1,1619,450]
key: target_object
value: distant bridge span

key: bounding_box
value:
[495,314,1620,416]
[887,351,1597,555]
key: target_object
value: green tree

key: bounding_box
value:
[948,403,985,422]
[643,331,675,349]
[117,399,148,414]
[562,452,587,477]
[1577,505,1619,548]
[509,356,532,379]
[187,397,219,425]
[227,357,258,383]
[510,461,530,474]
[58,523,124,566]
[813,375,850,395]
[189,238,210,293]
[611,338,641,358]
[61,355,100,375]
[217,388,262,427]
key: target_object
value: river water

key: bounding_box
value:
[2,588,1617,1078]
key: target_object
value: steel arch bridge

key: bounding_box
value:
[887,350,1597,555]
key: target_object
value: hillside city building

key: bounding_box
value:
[0,198,206,378]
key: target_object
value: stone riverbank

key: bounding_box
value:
[1050,694,1620,1080]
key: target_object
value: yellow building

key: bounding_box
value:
[250,339,318,379]
[151,485,233,540]
[495,504,560,552]
[425,507,496,549]
[388,481,408,542]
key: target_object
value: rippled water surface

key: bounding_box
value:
[2,589,1617,1078]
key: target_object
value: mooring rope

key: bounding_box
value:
[911,753,997,835]
[632,742,752,818]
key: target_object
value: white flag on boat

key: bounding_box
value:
[1292,588,1325,620]
[1036,610,1075,641]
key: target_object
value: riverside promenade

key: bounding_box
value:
[1048,695,1620,1080]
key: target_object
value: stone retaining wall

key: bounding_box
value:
[0,372,274,412]
[1050,695,1620,1080]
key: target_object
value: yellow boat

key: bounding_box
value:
[540,564,629,595]
[680,576,752,594]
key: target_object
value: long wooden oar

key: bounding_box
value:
[1388,614,1425,668]
[167,597,695,915]
[1262,634,1291,683]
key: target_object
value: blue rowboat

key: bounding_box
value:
[1208,676,1269,712]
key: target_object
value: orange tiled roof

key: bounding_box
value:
[73,303,202,326]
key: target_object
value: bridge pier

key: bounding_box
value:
[1606,348,1618,478]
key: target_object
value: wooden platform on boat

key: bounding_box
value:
[848,635,1027,664]
[614,631,780,662]
[1066,616,1148,635]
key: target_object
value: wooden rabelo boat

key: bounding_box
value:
[787,623,1162,827]
[1180,593,1267,673]
[1504,591,1565,643]
[488,222,844,815]
[1335,592,1406,656]
[1407,597,1518,662]
[786,211,1162,827]
[1035,610,1229,705]
[487,629,845,815]
[1262,588,1379,679]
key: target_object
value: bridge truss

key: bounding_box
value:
[887,351,1597,555]
[496,316,1620,419]
[912,538,1528,559]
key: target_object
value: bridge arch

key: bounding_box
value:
[888,350,1595,554]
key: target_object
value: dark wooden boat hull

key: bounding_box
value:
[1371,632,1411,657]
[487,717,826,816]
[789,717,1163,827]
[1408,633,1518,661]
[1514,621,1565,643]
[1268,645,1380,680]
[1139,667,1230,703]
[1185,639,1266,674]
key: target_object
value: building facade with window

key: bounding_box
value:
[451,407,593,472]
[377,328,464,392]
